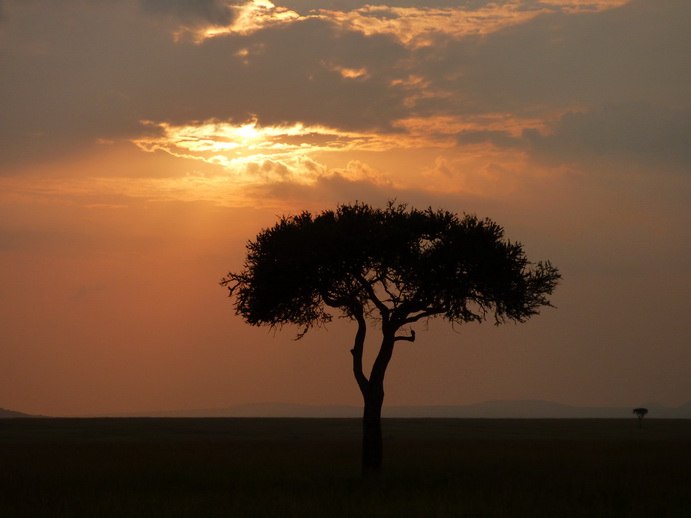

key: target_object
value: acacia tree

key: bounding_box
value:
[633,407,648,427]
[221,202,560,473]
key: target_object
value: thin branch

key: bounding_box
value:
[354,272,390,323]
[404,308,445,324]
[378,273,399,307]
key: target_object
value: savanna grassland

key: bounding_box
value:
[1,418,689,517]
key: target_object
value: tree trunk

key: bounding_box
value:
[361,388,384,475]
[360,333,394,476]
[349,311,398,476]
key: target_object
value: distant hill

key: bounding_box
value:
[101,401,691,419]
[0,407,42,418]
[106,403,361,418]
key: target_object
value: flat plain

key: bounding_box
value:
[1,418,689,517]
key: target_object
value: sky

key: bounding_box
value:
[1,0,689,417]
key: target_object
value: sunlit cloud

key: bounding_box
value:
[129,118,403,199]
[319,5,538,49]
[180,0,632,48]
[133,112,556,166]
[325,63,370,80]
[125,112,565,200]
[174,0,300,42]
[540,0,631,12]
[1,105,572,210]
[133,118,447,166]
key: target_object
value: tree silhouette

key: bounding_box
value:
[221,202,561,474]
[633,407,648,427]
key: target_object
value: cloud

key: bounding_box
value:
[0,0,161,170]
[180,0,628,48]
[164,0,301,42]
[457,130,524,149]
[333,160,391,186]
[181,0,630,48]
[139,0,237,26]
[456,103,691,172]
[526,103,691,169]
[132,117,458,168]
[427,0,691,114]
[280,0,629,10]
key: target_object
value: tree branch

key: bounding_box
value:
[394,329,415,343]
[379,273,400,307]
[404,308,444,324]
[354,273,390,323]
[350,309,369,396]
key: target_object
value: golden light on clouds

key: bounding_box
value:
[321,5,539,49]
[133,118,441,167]
[325,1,631,48]
[180,0,632,48]
[0,106,571,211]
[176,0,300,42]
[119,112,567,202]
[133,112,556,166]
[328,64,369,80]
[0,110,556,209]
[542,0,630,10]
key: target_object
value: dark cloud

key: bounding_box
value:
[211,18,409,129]
[526,103,691,169]
[415,0,691,116]
[111,15,409,130]
[0,1,153,169]
[138,0,237,25]
[456,103,691,171]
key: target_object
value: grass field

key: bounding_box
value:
[1,418,689,517]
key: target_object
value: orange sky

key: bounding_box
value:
[1,0,690,416]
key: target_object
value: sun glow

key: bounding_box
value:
[234,121,263,142]
[117,107,584,205]
[133,117,464,177]
[133,111,564,170]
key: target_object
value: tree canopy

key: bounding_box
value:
[222,202,560,336]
